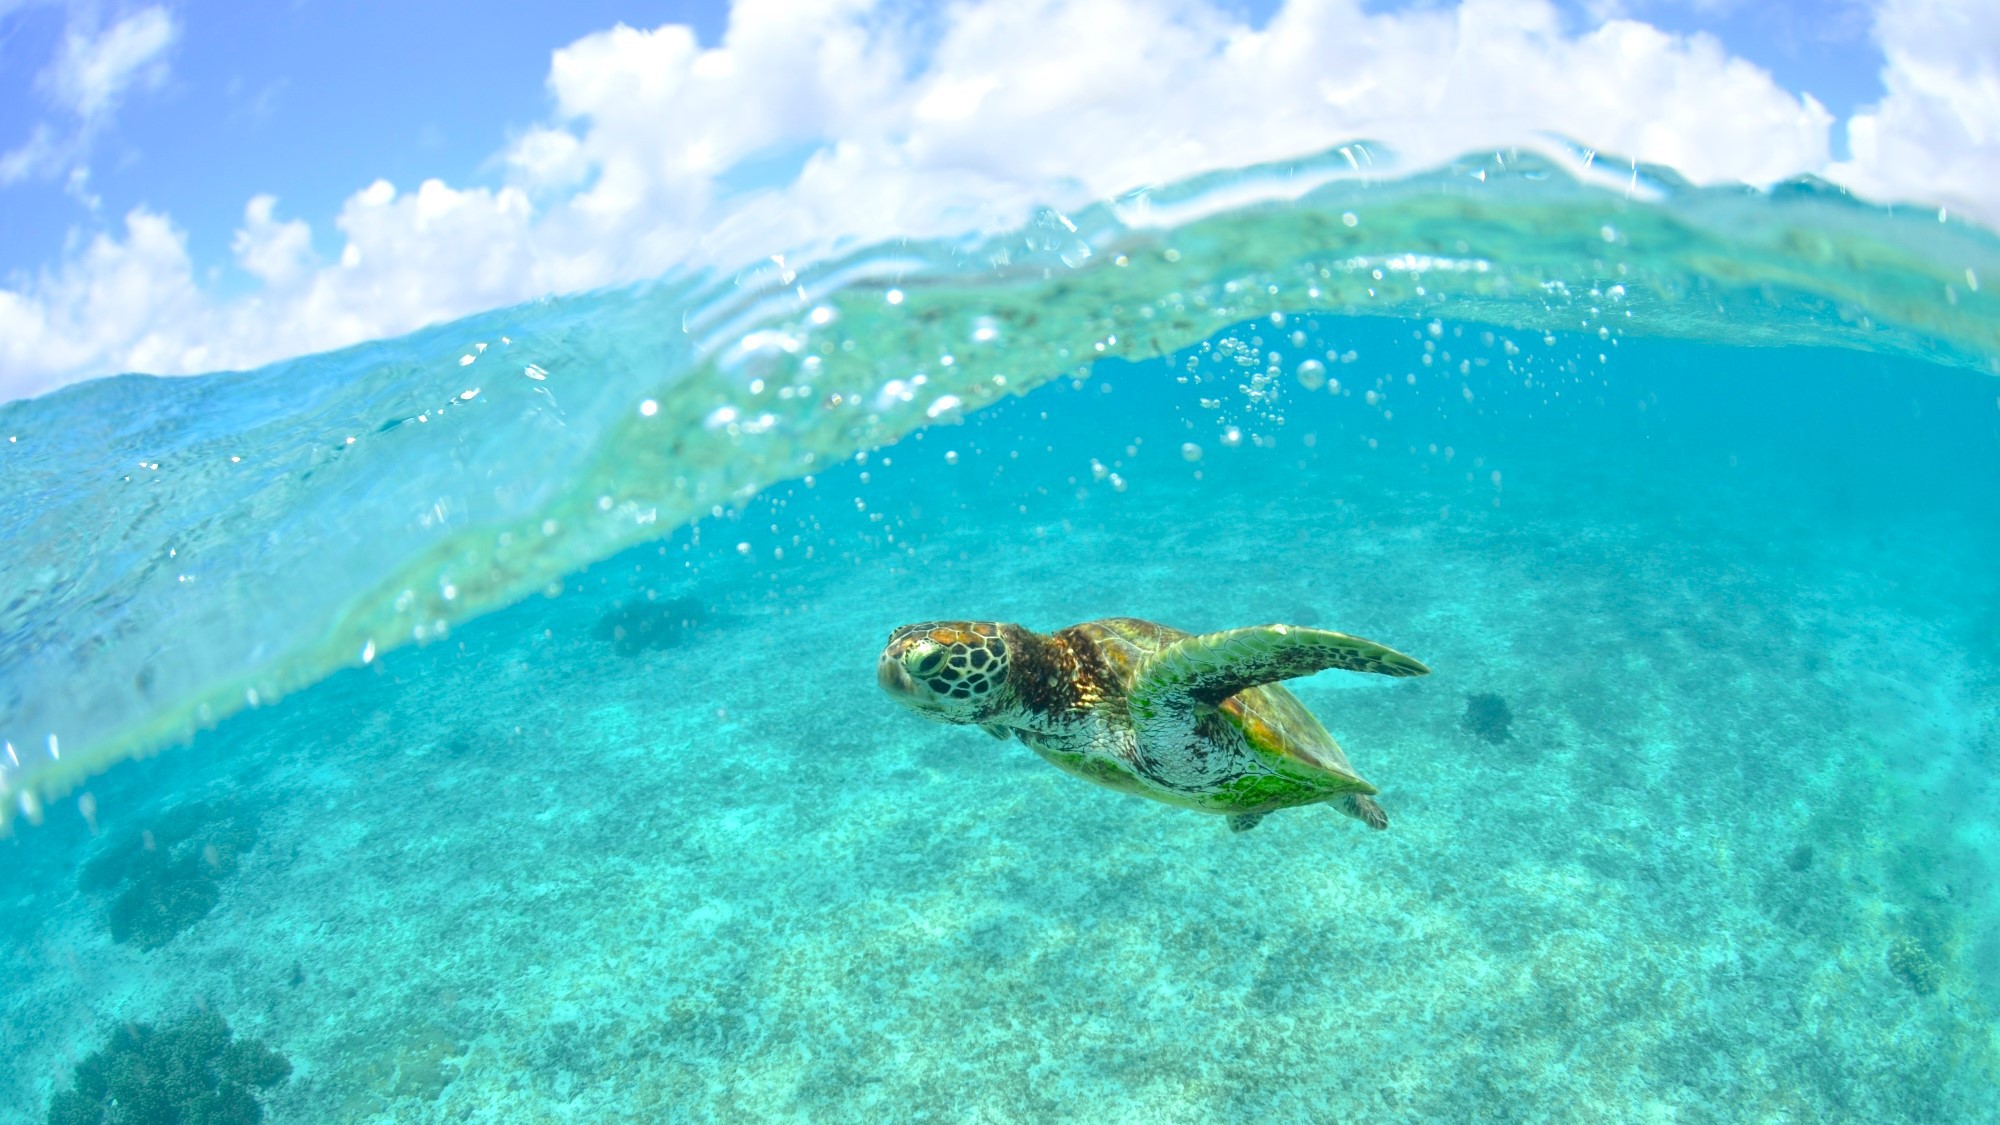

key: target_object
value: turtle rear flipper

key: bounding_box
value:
[1227,812,1266,833]
[1342,794,1389,830]
[1131,624,1429,713]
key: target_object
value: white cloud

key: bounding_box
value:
[0,124,61,184]
[44,4,178,122]
[0,207,204,391]
[1830,0,2000,220]
[231,195,314,287]
[0,4,180,184]
[0,0,1992,402]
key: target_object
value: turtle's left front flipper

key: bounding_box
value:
[1133,624,1429,711]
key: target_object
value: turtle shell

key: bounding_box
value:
[1072,617,1375,794]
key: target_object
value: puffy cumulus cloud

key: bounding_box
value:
[1831,0,2000,220]
[214,180,545,366]
[232,195,314,288]
[874,0,1832,198]
[0,208,205,394]
[0,0,1988,402]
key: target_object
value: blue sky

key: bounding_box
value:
[0,2,726,283]
[0,0,1884,291]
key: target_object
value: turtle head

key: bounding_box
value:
[878,621,1014,724]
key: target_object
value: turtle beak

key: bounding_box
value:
[878,651,927,702]
[878,652,914,696]
[878,649,948,717]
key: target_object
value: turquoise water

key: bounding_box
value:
[4,151,2000,1120]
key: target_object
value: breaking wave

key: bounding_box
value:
[3,142,1996,829]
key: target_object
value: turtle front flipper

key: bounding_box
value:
[1227,812,1266,833]
[1131,624,1429,711]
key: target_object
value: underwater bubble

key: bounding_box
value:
[1295,359,1327,390]
[1180,442,1202,462]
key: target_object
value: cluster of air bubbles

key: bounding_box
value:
[1087,457,1130,492]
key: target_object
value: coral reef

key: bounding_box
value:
[593,596,708,656]
[1462,692,1515,744]
[79,802,259,950]
[44,1010,291,1125]
[1887,936,1943,996]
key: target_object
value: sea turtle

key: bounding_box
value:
[876,617,1429,833]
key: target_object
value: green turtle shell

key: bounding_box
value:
[1072,617,1376,796]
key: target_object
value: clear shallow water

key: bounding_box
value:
[4,150,2000,1120]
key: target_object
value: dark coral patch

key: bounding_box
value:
[593,595,707,657]
[81,801,260,950]
[45,1010,292,1125]
[1462,692,1515,745]
[1887,936,1942,995]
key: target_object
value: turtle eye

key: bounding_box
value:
[911,649,945,676]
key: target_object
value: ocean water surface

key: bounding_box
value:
[3,148,1999,1121]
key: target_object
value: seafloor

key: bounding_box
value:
[3,331,1997,1122]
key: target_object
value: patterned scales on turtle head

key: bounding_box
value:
[877,617,1429,834]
